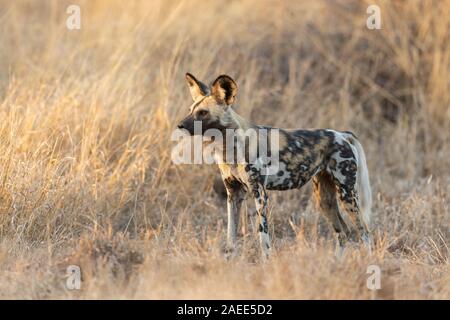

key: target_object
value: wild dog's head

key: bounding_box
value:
[177,73,238,135]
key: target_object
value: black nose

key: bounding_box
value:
[177,123,184,129]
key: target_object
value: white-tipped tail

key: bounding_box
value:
[344,134,372,227]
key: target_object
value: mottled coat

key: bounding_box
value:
[178,73,373,257]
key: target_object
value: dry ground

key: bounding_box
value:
[0,0,448,299]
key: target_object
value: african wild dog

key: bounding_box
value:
[177,73,373,258]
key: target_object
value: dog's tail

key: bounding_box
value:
[343,133,372,228]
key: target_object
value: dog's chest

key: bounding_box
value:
[218,163,247,184]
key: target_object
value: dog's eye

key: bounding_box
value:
[197,110,209,117]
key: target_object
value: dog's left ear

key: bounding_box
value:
[186,73,209,102]
[211,75,238,105]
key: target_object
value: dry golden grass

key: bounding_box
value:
[0,0,448,299]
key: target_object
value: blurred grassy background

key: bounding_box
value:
[0,0,448,299]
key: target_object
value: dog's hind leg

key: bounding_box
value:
[329,157,373,254]
[313,171,350,256]
[336,186,372,254]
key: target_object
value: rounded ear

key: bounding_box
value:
[211,75,238,105]
[185,73,209,102]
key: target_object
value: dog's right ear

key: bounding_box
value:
[211,75,237,105]
[185,73,209,102]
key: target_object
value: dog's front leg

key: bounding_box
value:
[224,180,245,254]
[226,194,239,250]
[249,183,271,259]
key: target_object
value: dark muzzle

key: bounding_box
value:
[177,115,196,135]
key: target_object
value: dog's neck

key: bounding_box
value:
[222,106,253,131]
[209,107,259,165]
